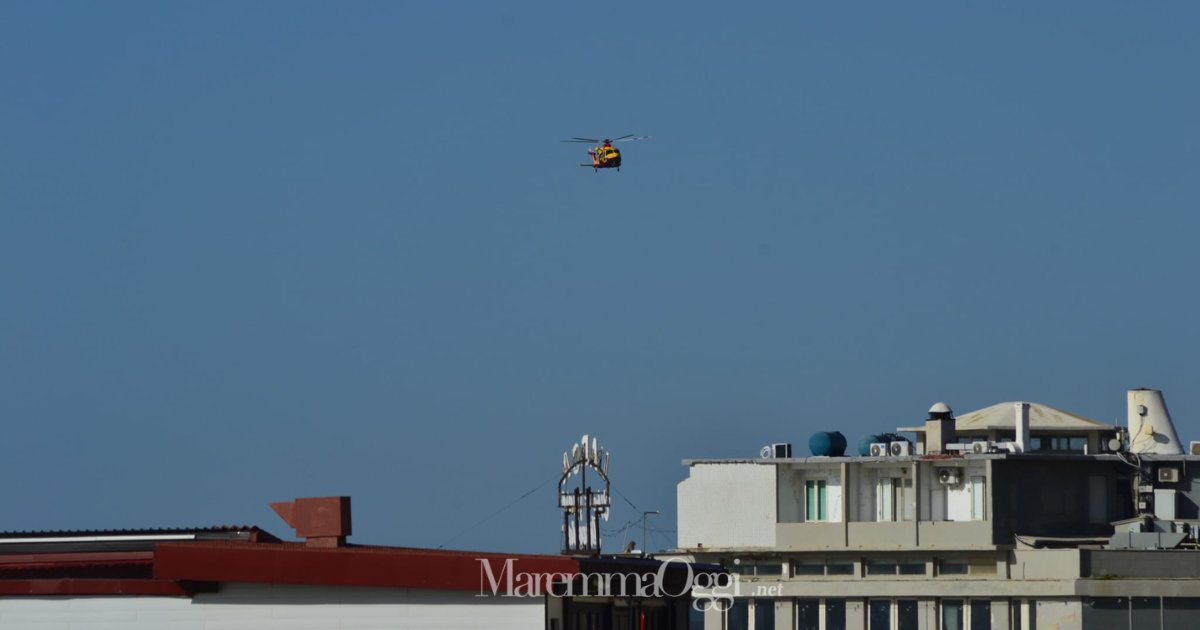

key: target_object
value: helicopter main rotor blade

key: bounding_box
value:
[612,134,651,143]
[562,137,601,143]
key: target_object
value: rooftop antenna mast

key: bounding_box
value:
[558,434,611,555]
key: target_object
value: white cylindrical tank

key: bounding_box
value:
[1128,388,1184,455]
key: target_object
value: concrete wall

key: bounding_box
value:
[679,463,777,549]
[1082,549,1200,578]
[0,583,544,630]
[776,522,845,550]
[1036,599,1082,630]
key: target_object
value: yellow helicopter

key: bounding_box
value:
[561,134,651,172]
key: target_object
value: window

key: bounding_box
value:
[827,563,855,576]
[1163,597,1200,629]
[755,563,783,576]
[726,599,749,630]
[792,560,858,577]
[797,598,845,630]
[867,561,897,576]
[870,599,918,630]
[897,600,918,630]
[942,599,964,630]
[866,561,923,576]
[878,477,898,521]
[1009,599,1036,630]
[797,599,820,630]
[939,560,968,576]
[806,480,828,521]
[869,599,892,630]
[969,600,991,630]
[970,476,986,520]
[1028,435,1087,453]
[943,600,991,630]
[753,599,775,629]
[826,599,846,630]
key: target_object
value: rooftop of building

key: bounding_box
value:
[897,401,1117,434]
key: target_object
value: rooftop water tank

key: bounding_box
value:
[809,431,847,457]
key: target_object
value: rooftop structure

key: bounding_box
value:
[671,388,1200,630]
[0,495,705,630]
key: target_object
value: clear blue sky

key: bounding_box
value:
[2,2,1198,553]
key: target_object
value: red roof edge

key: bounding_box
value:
[154,542,580,593]
[0,579,199,597]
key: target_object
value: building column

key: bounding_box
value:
[919,598,938,630]
[774,598,792,630]
[703,605,722,630]
[845,598,867,630]
[991,598,1010,630]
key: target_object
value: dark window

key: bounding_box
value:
[1163,597,1200,629]
[726,599,749,630]
[826,599,846,630]
[688,602,704,630]
[869,599,891,630]
[753,599,775,629]
[727,561,754,575]
[794,563,824,576]
[756,563,784,576]
[797,599,820,630]
[1131,597,1158,629]
[1082,597,1128,630]
[898,562,925,575]
[969,600,991,630]
[898,599,918,630]
[867,561,897,575]
[939,561,968,576]
[827,563,855,575]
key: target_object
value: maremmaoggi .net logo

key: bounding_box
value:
[477,557,741,610]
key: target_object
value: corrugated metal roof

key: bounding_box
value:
[0,526,265,539]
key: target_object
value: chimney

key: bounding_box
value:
[1127,388,1184,455]
[1014,402,1029,453]
[925,402,956,454]
[270,496,352,548]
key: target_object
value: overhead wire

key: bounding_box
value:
[436,474,559,549]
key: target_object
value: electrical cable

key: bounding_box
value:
[436,474,559,549]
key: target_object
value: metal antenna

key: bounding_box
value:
[642,511,660,555]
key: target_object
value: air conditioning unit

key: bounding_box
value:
[760,443,793,459]
[1158,467,1181,483]
[869,442,889,457]
[889,441,912,456]
[937,468,962,485]
[1190,441,1200,456]
[970,441,993,454]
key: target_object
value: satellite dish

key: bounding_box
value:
[760,445,773,459]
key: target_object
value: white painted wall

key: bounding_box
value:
[777,465,842,523]
[678,463,777,549]
[0,583,544,630]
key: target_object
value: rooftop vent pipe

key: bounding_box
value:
[925,402,956,455]
[1014,402,1029,453]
